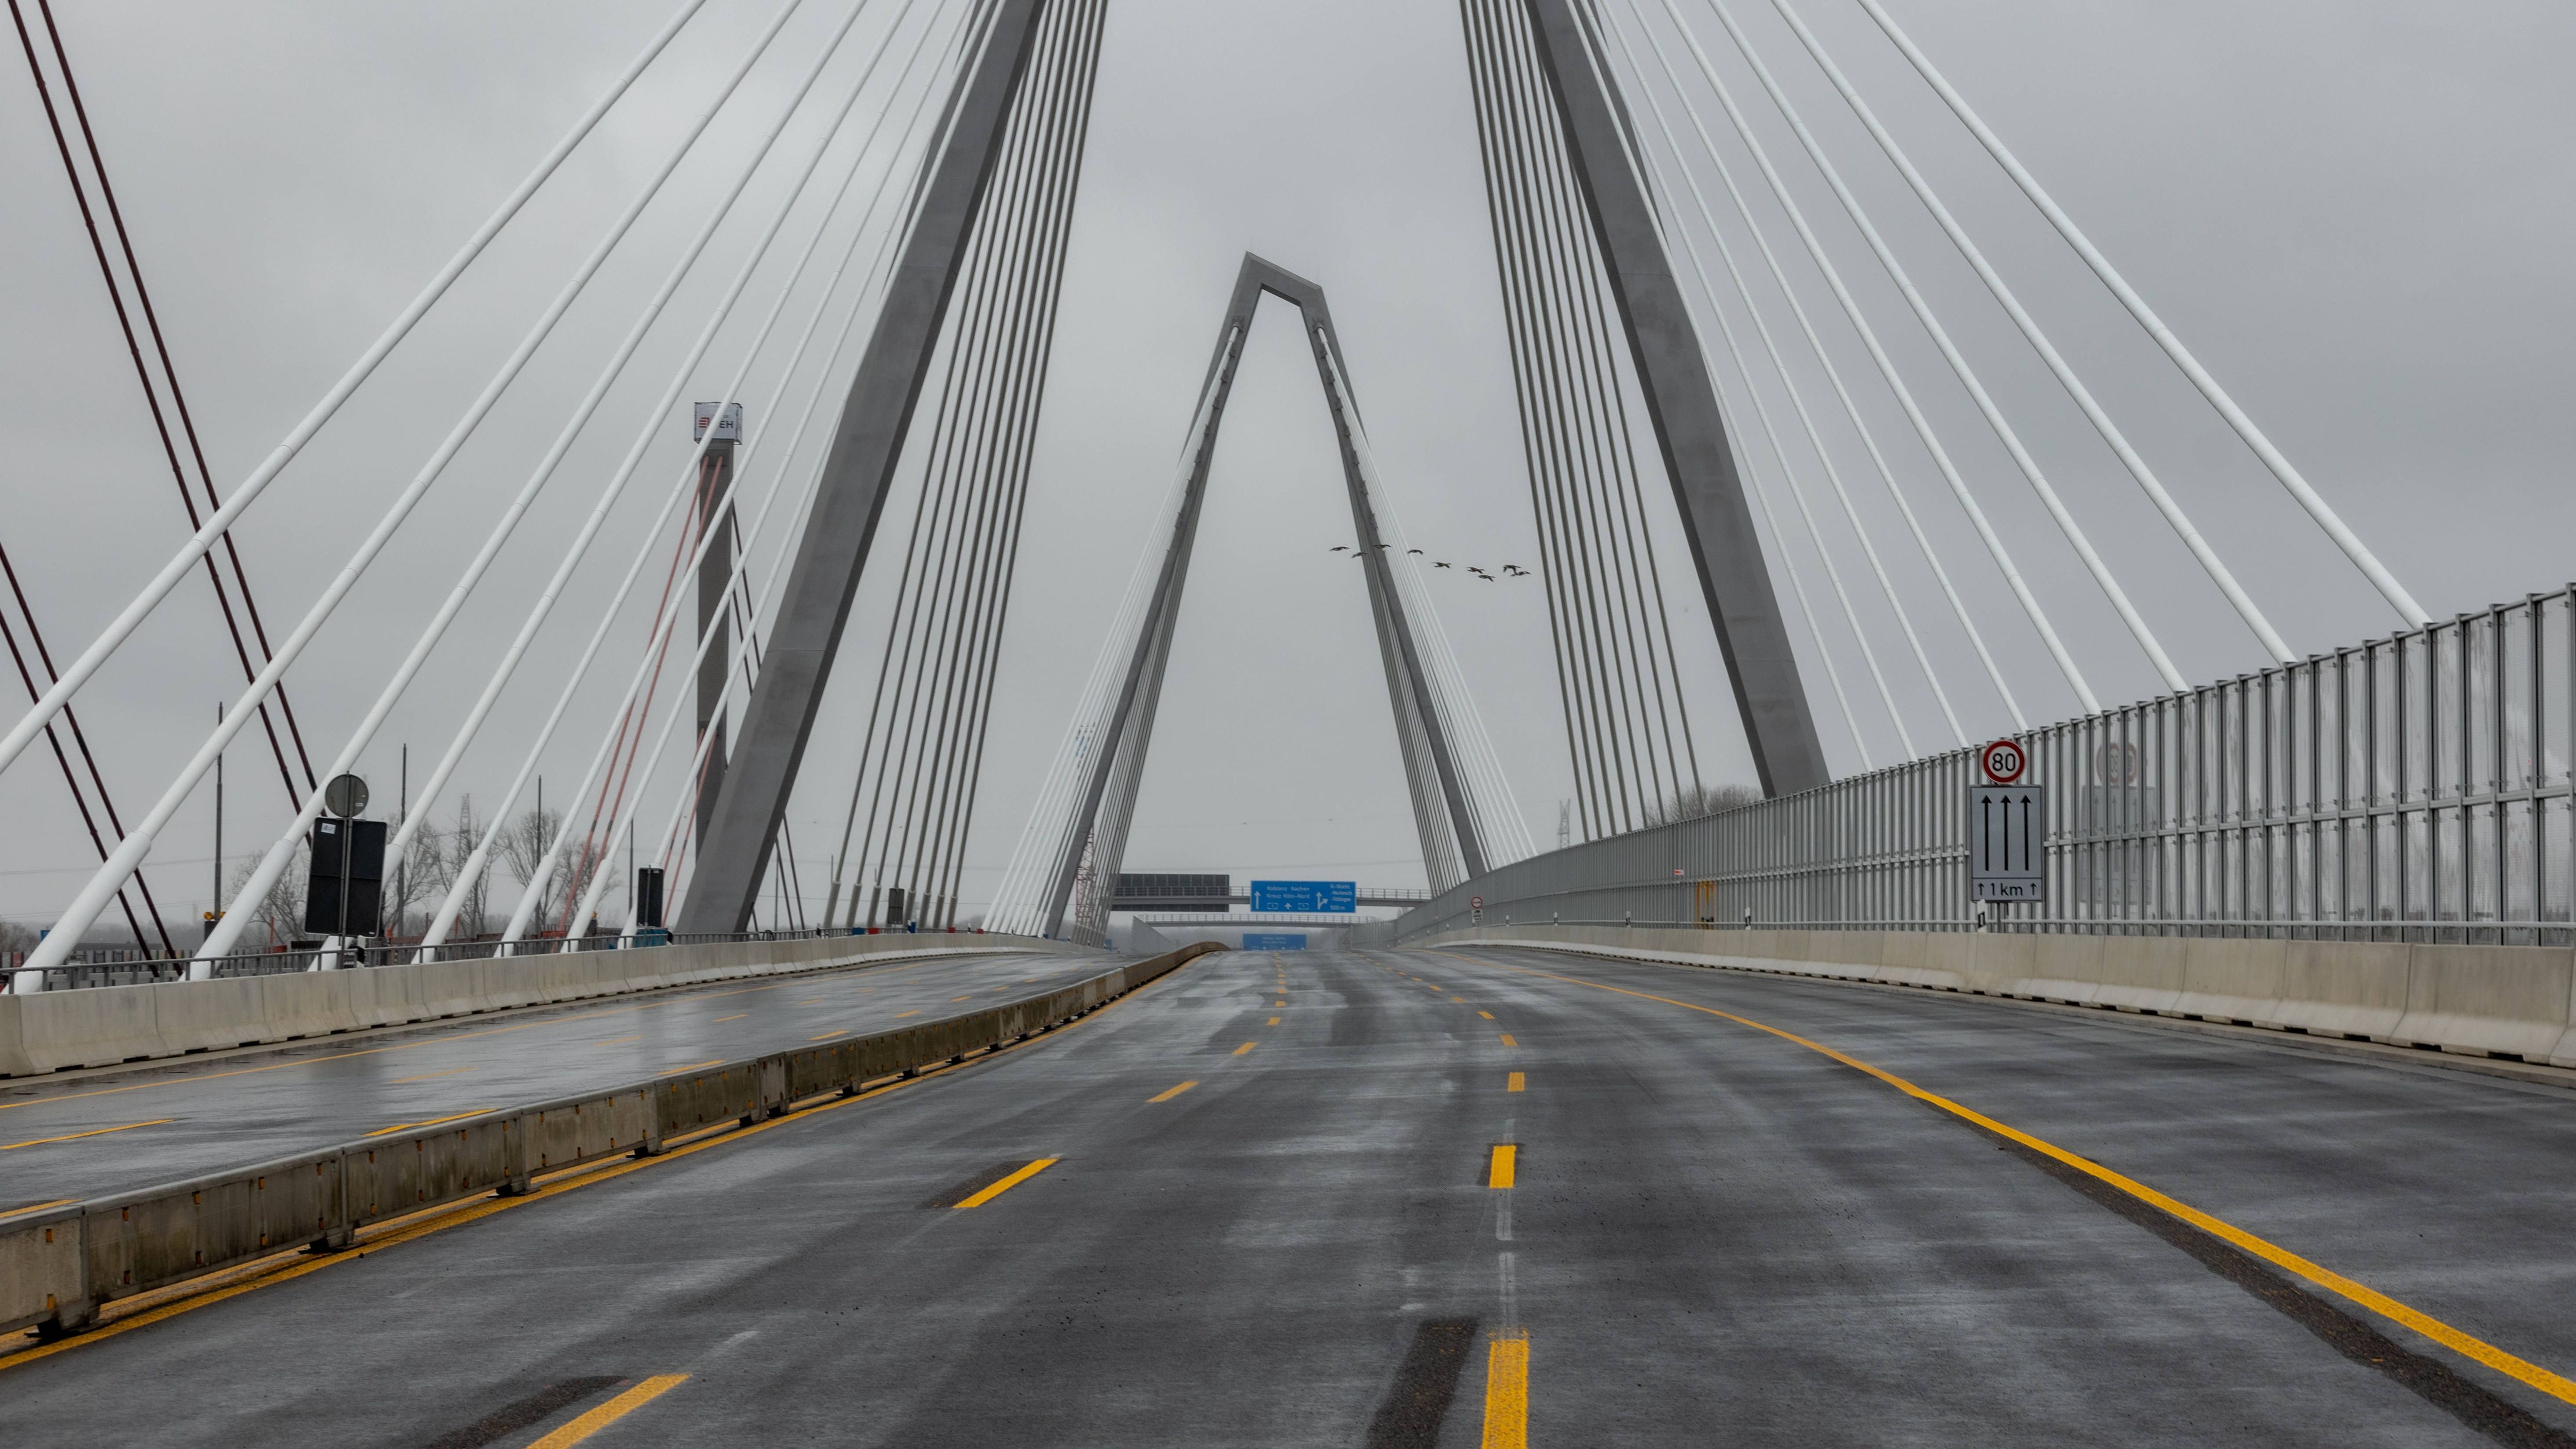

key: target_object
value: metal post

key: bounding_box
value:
[1515,0,1827,796]
[692,431,737,856]
[680,0,1053,934]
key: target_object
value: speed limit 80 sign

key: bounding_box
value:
[1978,738,2027,784]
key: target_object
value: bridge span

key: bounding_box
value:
[7,936,2574,1445]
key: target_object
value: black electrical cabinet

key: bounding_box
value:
[303,816,387,938]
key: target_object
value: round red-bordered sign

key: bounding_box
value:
[1978,738,2027,784]
[1470,895,1484,910]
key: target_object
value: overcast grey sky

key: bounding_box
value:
[4,0,2572,934]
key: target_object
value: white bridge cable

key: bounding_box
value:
[1601,7,1911,759]
[1831,0,2427,630]
[1649,0,2172,699]
[1616,74,1871,766]
[56,0,888,979]
[1693,0,2289,668]
[187,0,828,965]
[1620,5,2057,724]
[1317,343,1538,864]
[1611,0,1962,749]
[985,335,1235,934]
[551,1,981,945]
[0,0,714,787]
[1601,1,2022,734]
[188,0,918,965]
[483,0,974,948]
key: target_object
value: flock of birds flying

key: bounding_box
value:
[1328,543,1530,582]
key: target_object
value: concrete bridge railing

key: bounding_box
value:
[1420,924,2576,1069]
[0,931,1064,1079]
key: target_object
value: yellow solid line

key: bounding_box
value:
[1453,951,2576,1408]
[1149,1081,1198,1103]
[1488,1144,1517,1189]
[0,1199,77,1222]
[0,1119,176,1152]
[1506,1071,1525,1093]
[1232,1041,1258,1056]
[1497,1033,1517,1047]
[0,958,1193,1376]
[389,1067,475,1084]
[715,1014,749,1023]
[954,1157,1058,1208]
[529,1373,689,1447]
[1482,1334,1529,1449]
[363,1109,490,1139]
[1478,1011,1495,1020]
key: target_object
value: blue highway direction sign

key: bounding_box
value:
[1249,880,1355,913]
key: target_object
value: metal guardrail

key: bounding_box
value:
[5,926,1005,994]
[1398,586,2576,948]
[0,941,1218,1340]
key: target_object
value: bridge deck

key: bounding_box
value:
[0,948,1089,1208]
[4,944,2571,1443]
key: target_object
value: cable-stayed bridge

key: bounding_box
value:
[5,1,2575,1441]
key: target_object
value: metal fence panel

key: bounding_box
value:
[1397,589,2576,945]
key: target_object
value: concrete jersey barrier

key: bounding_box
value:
[0,933,1056,1080]
[1417,924,2576,1069]
[0,941,1222,1340]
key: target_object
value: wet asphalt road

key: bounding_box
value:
[4,942,2574,1447]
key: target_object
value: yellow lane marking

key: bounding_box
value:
[714,1014,749,1023]
[0,955,1185,1375]
[389,1067,475,1085]
[1487,1144,1517,1189]
[659,1060,725,1075]
[1232,1041,1258,1056]
[593,1036,642,1047]
[799,999,824,1006]
[1478,1011,1494,1020]
[1482,1334,1529,1449]
[1149,1081,1198,1103]
[363,1109,491,1139]
[1,1119,177,1152]
[530,1374,689,1447]
[1453,951,2576,1408]
[991,986,1008,992]
[0,1199,76,1222]
[954,1157,1058,1208]
[1507,1071,1525,1093]
[809,1030,846,1041]
[1452,996,1466,1003]
[894,1010,921,1018]
[0,953,1002,1117]
[1497,1033,1518,1047]
[1267,1016,1281,1026]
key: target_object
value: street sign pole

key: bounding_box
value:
[1970,740,2042,924]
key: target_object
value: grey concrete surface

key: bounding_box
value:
[2,943,2570,1446]
[0,948,1093,1207]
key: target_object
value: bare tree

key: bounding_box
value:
[0,919,37,966]
[433,798,489,941]
[496,805,563,935]
[1638,783,1765,829]
[381,817,442,941]
[224,841,310,950]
